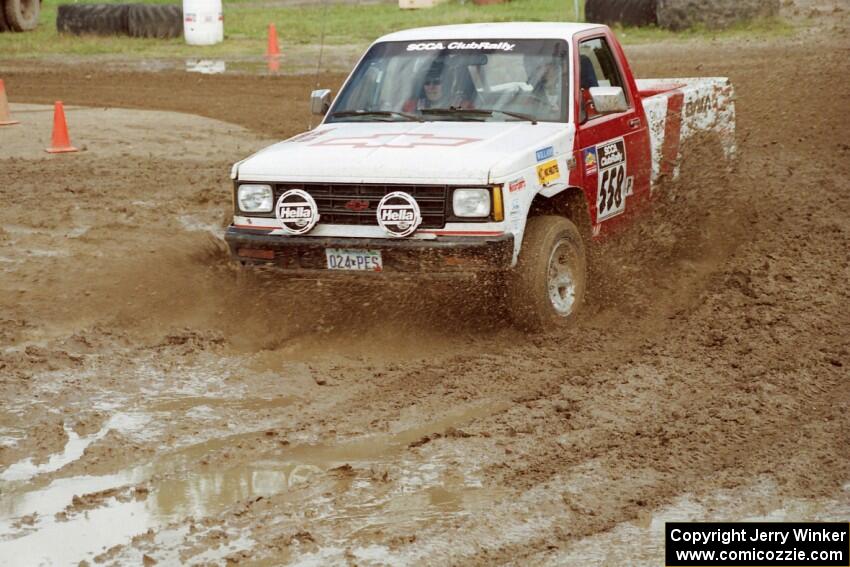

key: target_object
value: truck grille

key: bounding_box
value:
[273,184,448,229]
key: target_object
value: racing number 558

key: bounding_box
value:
[598,164,625,216]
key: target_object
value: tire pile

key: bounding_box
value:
[585,0,781,30]
[585,0,658,28]
[0,0,41,32]
[56,3,183,39]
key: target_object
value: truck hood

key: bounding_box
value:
[236,121,574,185]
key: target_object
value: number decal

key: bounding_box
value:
[596,171,608,214]
[614,166,624,207]
[595,138,629,222]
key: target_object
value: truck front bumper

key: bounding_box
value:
[224,226,515,274]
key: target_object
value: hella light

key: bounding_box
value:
[453,188,491,218]
[237,184,273,213]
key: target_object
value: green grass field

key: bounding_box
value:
[0,0,793,59]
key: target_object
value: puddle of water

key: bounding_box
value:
[186,59,226,74]
[1,414,148,483]
[0,427,101,483]
[276,402,510,467]
[0,462,304,566]
[149,395,296,413]
[0,402,507,565]
[545,478,850,566]
[100,46,363,77]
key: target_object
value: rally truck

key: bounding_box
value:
[225,22,735,329]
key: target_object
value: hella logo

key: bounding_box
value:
[376,192,421,238]
[275,189,320,235]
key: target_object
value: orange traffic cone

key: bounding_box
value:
[0,79,19,126]
[266,23,280,57]
[45,101,78,154]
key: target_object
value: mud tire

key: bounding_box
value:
[0,5,10,32]
[3,0,41,31]
[56,4,130,36]
[585,0,658,27]
[127,4,183,39]
[506,216,587,331]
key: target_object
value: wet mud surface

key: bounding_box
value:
[1,9,849,566]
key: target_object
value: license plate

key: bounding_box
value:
[325,248,383,272]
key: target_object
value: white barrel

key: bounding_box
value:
[183,0,223,46]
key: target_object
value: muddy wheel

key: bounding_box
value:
[4,0,41,31]
[506,215,586,331]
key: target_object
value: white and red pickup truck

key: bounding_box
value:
[225,22,735,329]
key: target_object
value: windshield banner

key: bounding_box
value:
[406,41,516,52]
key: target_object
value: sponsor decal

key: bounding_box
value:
[376,192,422,238]
[310,133,481,149]
[536,160,560,185]
[508,178,526,193]
[276,189,320,235]
[685,94,711,117]
[344,199,370,212]
[595,138,628,222]
[509,200,523,231]
[535,146,554,162]
[583,147,598,176]
[406,41,515,52]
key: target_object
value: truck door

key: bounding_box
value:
[574,34,651,232]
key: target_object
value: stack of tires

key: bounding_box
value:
[584,0,658,28]
[0,0,42,32]
[56,3,183,39]
[585,0,781,30]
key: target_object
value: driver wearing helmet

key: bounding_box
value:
[402,60,475,113]
[403,63,447,112]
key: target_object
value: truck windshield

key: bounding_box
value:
[326,39,570,124]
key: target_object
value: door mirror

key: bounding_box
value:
[310,89,332,116]
[589,86,629,114]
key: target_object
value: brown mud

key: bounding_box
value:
[1,8,849,566]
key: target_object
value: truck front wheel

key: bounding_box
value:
[506,215,586,330]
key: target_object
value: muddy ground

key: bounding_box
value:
[1,6,849,566]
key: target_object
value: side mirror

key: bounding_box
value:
[310,89,332,116]
[589,86,629,114]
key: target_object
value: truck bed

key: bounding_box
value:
[636,77,736,187]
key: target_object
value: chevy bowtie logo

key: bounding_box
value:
[344,199,370,212]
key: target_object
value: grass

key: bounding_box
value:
[0,0,793,59]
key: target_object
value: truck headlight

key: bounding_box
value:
[453,188,491,218]
[237,184,273,213]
